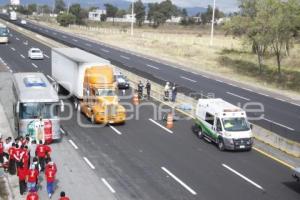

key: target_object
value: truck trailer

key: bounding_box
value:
[51,48,126,124]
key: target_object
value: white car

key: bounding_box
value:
[21,20,27,25]
[28,48,44,60]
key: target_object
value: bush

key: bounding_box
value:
[57,13,76,27]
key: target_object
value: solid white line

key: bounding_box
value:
[222,164,264,191]
[101,178,116,193]
[10,47,15,51]
[290,102,300,107]
[149,118,173,134]
[275,98,286,102]
[20,54,25,59]
[241,87,253,92]
[44,54,49,58]
[60,128,65,134]
[146,64,160,70]
[101,48,110,53]
[83,157,95,170]
[226,92,250,101]
[109,125,122,135]
[16,37,20,40]
[257,92,269,97]
[263,118,294,131]
[180,76,197,83]
[32,63,38,68]
[68,140,79,150]
[47,75,55,82]
[161,167,197,195]
[216,80,224,83]
[120,55,130,60]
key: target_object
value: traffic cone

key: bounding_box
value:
[132,93,139,105]
[166,113,174,129]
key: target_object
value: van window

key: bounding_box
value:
[205,113,214,125]
[216,118,223,132]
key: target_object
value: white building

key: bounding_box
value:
[88,9,107,21]
[107,14,136,23]
[166,16,182,23]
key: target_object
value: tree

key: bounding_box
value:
[104,4,118,23]
[116,9,127,18]
[69,4,87,25]
[201,5,225,24]
[57,13,76,26]
[101,14,107,22]
[55,0,66,14]
[182,8,188,17]
[89,7,98,12]
[132,0,146,27]
[38,5,51,14]
[27,4,37,15]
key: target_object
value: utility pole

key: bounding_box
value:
[67,0,71,14]
[131,0,134,36]
[210,0,216,46]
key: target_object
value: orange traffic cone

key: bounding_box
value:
[166,113,174,129]
[132,93,139,105]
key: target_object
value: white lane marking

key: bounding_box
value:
[32,63,38,68]
[241,87,253,92]
[101,178,116,194]
[62,35,67,38]
[23,41,28,45]
[180,76,197,83]
[263,118,295,131]
[228,83,238,87]
[109,125,122,135]
[275,98,286,102]
[83,157,95,170]
[10,47,16,51]
[222,164,264,191]
[257,92,269,97]
[216,80,224,83]
[16,37,20,40]
[149,118,173,134]
[6,66,10,69]
[20,54,25,59]
[226,92,250,101]
[72,39,78,42]
[44,54,49,58]
[85,43,92,47]
[47,75,55,82]
[291,102,300,107]
[9,69,13,73]
[120,55,130,60]
[68,140,79,150]
[101,48,109,53]
[60,128,65,134]
[201,75,209,79]
[146,64,160,70]
[161,167,197,195]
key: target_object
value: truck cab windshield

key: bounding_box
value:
[20,103,58,119]
[222,117,250,132]
[0,28,8,36]
[95,89,115,96]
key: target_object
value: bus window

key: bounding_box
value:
[20,103,58,119]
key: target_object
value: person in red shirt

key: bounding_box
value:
[26,191,39,200]
[22,146,30,169]
[0,137,4,164]
[36,140,51,171]
[27,165,39,192]
[8,143,16,175]
[45,159,57,173]
[17,165,28,195]
[59,191,70,200]
[14,144,23,169]
[45,164,56,198]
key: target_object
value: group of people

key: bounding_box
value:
[137,80,151,100]
[0,135,70,200]
[164,82,177,102]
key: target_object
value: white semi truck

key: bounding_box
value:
[9,11,17,21]
[193,98,253,151]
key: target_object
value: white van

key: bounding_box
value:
[193,98,253,151]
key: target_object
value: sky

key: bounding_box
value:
[137,0,239,12]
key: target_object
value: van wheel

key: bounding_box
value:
[218,138,225,151]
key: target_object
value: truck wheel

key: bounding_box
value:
[218,138,225,151]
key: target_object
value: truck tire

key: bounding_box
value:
[218,138,225,151]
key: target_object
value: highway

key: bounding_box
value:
[0,23,299,200]
[1,14,299,142]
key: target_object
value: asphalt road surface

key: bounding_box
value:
[1,15,300,143]
[0,24,299,200]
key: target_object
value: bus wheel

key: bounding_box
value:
[218,138,225,151]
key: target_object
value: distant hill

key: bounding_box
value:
[0,0,207,16]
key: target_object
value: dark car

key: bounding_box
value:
[293,167,300,181]
[115,74,130,89]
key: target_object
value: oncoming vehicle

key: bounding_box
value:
[193,98,253,151]
[12,73,63,143]
[9,11,17,21]
[28,48,44,60]
[293,168,300,182]
[21,19,27,25]
[0,23,9,44]
[115,73,130,89]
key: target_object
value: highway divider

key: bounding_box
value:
[3,18,300,158]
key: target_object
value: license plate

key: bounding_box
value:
[240,145,245,149]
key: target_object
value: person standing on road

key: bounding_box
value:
[45,162,57,198]
[137,81,144,100]
[17,164,28,195]
[8,143,16,175]
[29,140,37,163]
[36,140,51,172]
[145,80,151,100]
[26,191,39,200]
[171,83,177,102]
[164,82,170,101]
[59,191,70,200]
[0,135,4,164]
[27,165,39,192]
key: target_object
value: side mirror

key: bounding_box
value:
[60,100,64,112]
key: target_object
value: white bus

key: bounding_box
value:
[12,73,63,143]
[0,23,9,44]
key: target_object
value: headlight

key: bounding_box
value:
[224,132,231,137]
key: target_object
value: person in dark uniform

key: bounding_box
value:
[171,83,178,102]
[145,80,151,100]
[137,81,144,100]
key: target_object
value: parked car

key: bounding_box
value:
[115,73,130,89]
[20,19,27,25]
[28,48,44,60]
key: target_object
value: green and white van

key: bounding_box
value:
[193,98,253,151]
